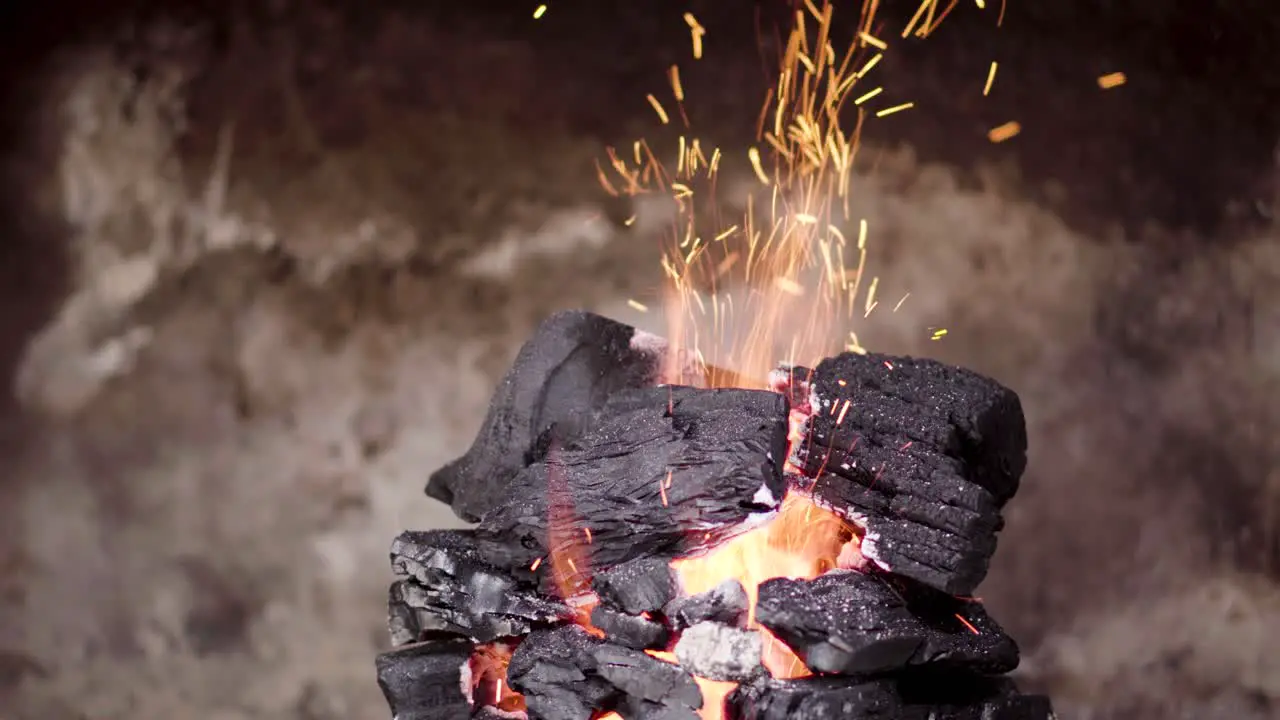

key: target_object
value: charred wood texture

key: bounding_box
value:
[790,352,1028,595]
[389,530,572,643]
[426,310,682,522]
[475,385,789,585]
[664,579,750,631]
[593,557,678,616]
[726,671,1055,720]
[374,639,474,720]
[755,571,1018,676]
[508,624,703,720]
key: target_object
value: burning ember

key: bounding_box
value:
[378,2,1054,719]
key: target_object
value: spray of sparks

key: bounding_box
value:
[604,0,931,382]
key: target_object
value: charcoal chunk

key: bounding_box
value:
[787,352,1025,595]
[664,579,749,631]
[755,571,1018,676]
[389,530,572,643]
[476,386,789,585]
[508,625,618,720]
[593,558,678,615]
[508,625,702,720]
[726,671,1055,720]
[374,639,473,720]
[801,352,1026,505]
[593,644,702,710]
[427,311,680,522]
[673,622,765,682]
[591,605,670,650]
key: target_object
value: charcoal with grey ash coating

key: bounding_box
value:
[788,353,1026,595]
[592,557,677,615]
[674,622,766,682]
[508,625,702,720]
[664,579,749,631]
[726,671,1055,720]
[591,605,670,650]
[427,310,678,522]
[475,386,789,585]
[388,530,572,643]
[374,639,473,720]
[755,571,1018,676]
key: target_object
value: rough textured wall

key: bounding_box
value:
[0,2,1278,719]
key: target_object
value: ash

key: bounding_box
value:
[375,312,1056,719]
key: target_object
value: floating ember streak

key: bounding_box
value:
[988,120,1022,143]
[1098,71,1127,89]
[984,60,998,95]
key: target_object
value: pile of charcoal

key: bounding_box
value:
[374,311,1056,720]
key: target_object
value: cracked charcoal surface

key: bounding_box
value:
[664,579,749,631]
[673,621,765,682]
[427,311,675,522]
[802,353,1027,504]
[374,640,474,720]
[593,557,677,615]
[755,571,1018,676]
[591,605,670,650]
[726,672,1055,720]
[475,385,789,583]
[388,530,572,643]
[508,625,702,720]
[788,353,1026,595]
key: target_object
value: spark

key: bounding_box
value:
[859,32,888,49]
[955,613,981,635]
[748,147,771,185]
[532,4,547,19]
[583,527,593,544]
[529,557,543,571]
[983,61,998,95]
[931,328,949,340]
[669,65,685,101]
[854,87,883,105]
[683,12,705,59]
[1097,71,1127,89]
[775,277,806,296]
[875,102,914,118]
[646,94,670,125]
[988,121,1021,143]
[627,299,649,312]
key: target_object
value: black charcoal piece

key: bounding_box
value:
[785,352,1026,596]
[375,639,473,720]
[673,622,765,682]
[755,571,1018,676]
[593,644,703,711]
[726,671,1056,720]
[615,697,702,720]
[799,352,1027,505]
[475,385,789,586]
[426,311,683,522]
[591,605,670,650]
[593,557,678,615]
[508,625,618,720]
[472,708,529,720]
[389,530,572,643]
[508,625,703,720]
[664,579,749,631]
